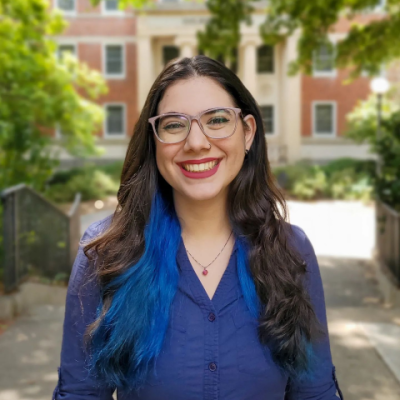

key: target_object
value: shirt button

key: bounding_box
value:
[208,362,217,372]
[208,313,216,322]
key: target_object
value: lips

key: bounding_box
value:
[178,158,222,179]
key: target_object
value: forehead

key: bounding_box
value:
[157,76,236,115]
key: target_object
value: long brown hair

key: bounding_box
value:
[83,55,325,388]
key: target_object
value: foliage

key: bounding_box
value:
[197,0,255,66]
[44,162,123,202]
[345,88,400,210]
[0,0,108,192]
[273,158,374,201]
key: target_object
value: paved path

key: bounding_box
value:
[0,201,399,400]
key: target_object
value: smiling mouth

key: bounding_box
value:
[181,160,220,172]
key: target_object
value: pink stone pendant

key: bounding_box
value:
[202,269,208,276]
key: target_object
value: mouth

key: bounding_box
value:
[180,159,220,173]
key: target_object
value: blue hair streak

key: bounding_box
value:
[87,190,181,392]
[87,190,318,391]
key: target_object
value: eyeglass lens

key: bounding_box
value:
[154,108,237,143]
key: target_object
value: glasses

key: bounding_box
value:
[148,107,242,144]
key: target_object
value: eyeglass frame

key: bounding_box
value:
[148,106,243,144]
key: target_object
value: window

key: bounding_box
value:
[104,45,124,78]
[257,45,274,73]
[163,46,180,66]
[260,105,274,135]
[313,43,336,77]
[105,0,119,10]
[103,0,124,14]
[105,105,126,137]
[57,44,76,60]
[215,48,238,74]
[313,102,336,136]
[56,0,75,12]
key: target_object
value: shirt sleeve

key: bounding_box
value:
[52,221,116,400]
[285,227,344,400]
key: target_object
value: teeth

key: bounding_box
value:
[182,160,219,172]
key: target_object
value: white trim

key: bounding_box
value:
[101,0,125,16]
[102,43,126,80]
[260,104,276,136]
[53,36,136,44]
[103,103,127,138]
[312,101,337,137]
[54,0,77,17]
[312,42,337,78]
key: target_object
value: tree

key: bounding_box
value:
[184,0,400,79]
[0,0,108,191]
[345,83,400,209]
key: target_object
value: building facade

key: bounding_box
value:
[50,0,390,167]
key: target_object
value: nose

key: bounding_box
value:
[183,119,210,152]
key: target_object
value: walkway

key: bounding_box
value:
[0,200,399,399]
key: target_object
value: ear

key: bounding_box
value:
[242,114,257,151]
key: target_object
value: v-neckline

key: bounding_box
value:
[177,236,238,305]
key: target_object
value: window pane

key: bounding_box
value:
[106,45,123,74]
[315,104,334,133]
[257,45,274,73]
[105,0,119,11]
[106,106,124,135]
[314,44,335,72]
[260,105,274,134]
[163,46,180,66]
[58,45,75,60]
[58,0,74,11]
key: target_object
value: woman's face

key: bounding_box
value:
[154,76,256,202]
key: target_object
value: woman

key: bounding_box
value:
[53,55,344,400]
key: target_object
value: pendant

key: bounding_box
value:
[202,269,208,276]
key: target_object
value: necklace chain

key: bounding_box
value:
[184,230,234,272]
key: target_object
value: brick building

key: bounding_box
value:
[50,0,390,166]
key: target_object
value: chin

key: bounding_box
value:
[181,185,224,202]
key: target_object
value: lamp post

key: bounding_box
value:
[370,77,390,176]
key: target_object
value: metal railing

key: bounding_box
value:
[376,200,400,287]
[1,184,81,294]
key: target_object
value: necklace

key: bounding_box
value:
[184,230,234,276]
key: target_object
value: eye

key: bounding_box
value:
[207,116,230,125]
[163,122,185,130]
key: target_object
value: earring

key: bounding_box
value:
[244,149,249,159]
[208,143,211,149]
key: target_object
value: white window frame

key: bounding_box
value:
[102,0,125,15]
[256,45,275,75]
[54,0,77,16]
[102,43,126,79]
[260,105,276,136]
[312,42,337,78]
[312,101,337,138]
[104,103,127,138]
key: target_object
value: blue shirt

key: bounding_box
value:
[53,217,344,400]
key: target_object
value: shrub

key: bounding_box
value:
[272,158,374,202]
[45,168,119,202]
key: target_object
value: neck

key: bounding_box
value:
[173,190,232,242]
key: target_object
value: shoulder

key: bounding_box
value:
[285,222,314,258]
[80,214,113,244]
[68,214,113,296]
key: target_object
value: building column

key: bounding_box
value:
[281,31,302,164]
[174,37,197,59]
[241,38,259,96]
[137,35,154,110]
